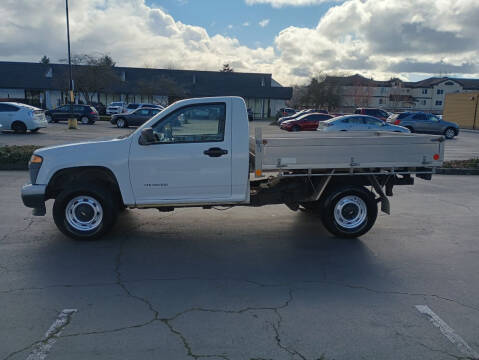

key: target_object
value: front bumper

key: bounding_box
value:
[21,184,47,216]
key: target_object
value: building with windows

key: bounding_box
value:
[325,74,479,114]
[0,61,292,119]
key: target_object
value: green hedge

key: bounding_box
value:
[99,115,111,122]
[0,145,41,169]
[442,158,479,169]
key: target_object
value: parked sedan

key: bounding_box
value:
[354,108,390,121]
[318,115,410,133]
[280,113,333,131]
[275,107,296,120]
[45,104,99,124]
[110,107,161,128]
[277,109,327,125]
[0,102,47,133]
[125,103,164,113]
[387,112,459,139]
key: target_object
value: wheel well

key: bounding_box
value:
[11,120,26,129]
[46,167,123,205]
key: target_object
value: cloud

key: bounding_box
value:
[246,0,334,7]
[227,24,233,29]
[259,19,270,27]
[243,22,250,26]
[0,0,479,86]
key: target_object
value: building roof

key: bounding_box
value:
[0,61,292,100]
[324,74,479,90]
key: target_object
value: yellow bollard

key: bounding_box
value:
[68,117,78,129]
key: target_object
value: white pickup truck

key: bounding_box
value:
[21,97,445,240]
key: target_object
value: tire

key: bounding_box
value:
[319,186,378,238]
[405,126,415,133]
[12,121,27,134]
[444,127,456,139]
[116,118,127,128]
[46,115,53,123]
[292,125,301,132]
[53,183,118,240]
[80,116,89,125]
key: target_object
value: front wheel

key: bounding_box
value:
[444,127,456,139]
[80,116,89,125]
[320,186,378,238]
[53,184,118,240]
[116,118,127,128]
[292,125,301,132]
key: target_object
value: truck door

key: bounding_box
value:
[128,101,232,204]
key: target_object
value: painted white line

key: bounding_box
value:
[25,309,77,360]
[415,305,479,359]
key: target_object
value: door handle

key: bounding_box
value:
[203,147,228,157]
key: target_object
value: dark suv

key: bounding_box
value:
[45,105,99,124]
[354,108,389,121]
[387,112,459,139]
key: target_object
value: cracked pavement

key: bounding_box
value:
[1,171,479,360]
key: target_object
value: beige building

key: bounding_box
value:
[326,74,479,114]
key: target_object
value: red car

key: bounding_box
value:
[280,113,333,131]
[354,108,389,121]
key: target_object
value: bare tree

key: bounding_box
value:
[59,54,119,103]
[136,75,186,104]
[40,55,50,64]
[220,64,234,72]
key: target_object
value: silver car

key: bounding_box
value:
[387,112,459,139]
[318,115,410,133]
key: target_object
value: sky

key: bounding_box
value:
[1,0,479,86]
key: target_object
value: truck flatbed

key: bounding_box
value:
[251,129,444,174]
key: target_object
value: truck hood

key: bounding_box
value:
[34,138,130,159]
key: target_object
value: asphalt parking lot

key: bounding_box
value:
[1,121,479,161]
[1,172,478,360]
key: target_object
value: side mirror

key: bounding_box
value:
[139,128,156,145]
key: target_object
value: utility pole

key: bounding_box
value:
[65,0,77,128]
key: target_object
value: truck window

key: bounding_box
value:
[152,103,226,144]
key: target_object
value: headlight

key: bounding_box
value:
[29,155,43,184]
[30,155,43,164]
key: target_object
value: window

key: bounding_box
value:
[378,110,389,118]
[150,109,161,116]
[0,104,19,112]
[437,89,444,95]
[347,117,365,124]
[151,103,226,144]
[138,109,150,116]
[412,113,427,121]
[58,105,70,111]
[379,98,383,105]
[422,89,428,94]
[445,81,454,86]
[421,100,426,105]
[435,100,443,106]
[73,105,84,112]
[364,117,383,126]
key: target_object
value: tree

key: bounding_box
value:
[301,74,341,111]
[136,75,185,104]
[220,64,234,72]
[58,54,120,104]
[40,55,50,64]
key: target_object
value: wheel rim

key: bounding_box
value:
[81,117,89,124]
[333,195,367,229]
[117,119,124,128]
[65,196,103,232]
[445,129,455,138]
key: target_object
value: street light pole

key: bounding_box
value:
[65,0,77,128]
[65,0,73,102]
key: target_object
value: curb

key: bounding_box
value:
[436,168,479,175]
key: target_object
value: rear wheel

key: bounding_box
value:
[46,115,53,123]
[320,186,378,238]
[80,116,89,125]
[53,184,118,240]
[12,121,27,134]
[444,127,456,139]
[116,118,127,128]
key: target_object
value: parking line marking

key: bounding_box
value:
[25,309,77,360]
[415,305,479,359]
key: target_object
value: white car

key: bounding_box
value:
[106,102,127,115]
[0,102,47,133]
